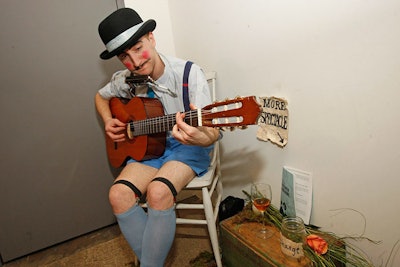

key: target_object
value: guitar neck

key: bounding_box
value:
[128,110,201,137]
[124,96,261,139]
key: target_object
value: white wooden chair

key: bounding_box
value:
[175,71,223,267]
[139,72,223,267]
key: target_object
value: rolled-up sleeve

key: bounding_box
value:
[98,69,132,100]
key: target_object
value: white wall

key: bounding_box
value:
[125,0,176,56]
[126,0,400,265]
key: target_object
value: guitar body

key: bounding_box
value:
[106,97,166,167]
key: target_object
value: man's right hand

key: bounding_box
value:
[105,118,126,142]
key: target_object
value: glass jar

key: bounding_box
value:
[280,217,306,259]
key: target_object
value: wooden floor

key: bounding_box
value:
[3,196,214,267]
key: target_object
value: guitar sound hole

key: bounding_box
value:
[129,122,134,132]
[126,121,135,140]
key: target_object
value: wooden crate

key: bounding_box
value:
[220,215,345,267]
[220,216,309,267]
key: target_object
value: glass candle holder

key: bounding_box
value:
[280,217,306,259]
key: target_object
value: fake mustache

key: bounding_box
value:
[135,59,150,70]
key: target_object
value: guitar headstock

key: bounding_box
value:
[201,96,261,128]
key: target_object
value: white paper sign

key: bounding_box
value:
[257,96,288,147]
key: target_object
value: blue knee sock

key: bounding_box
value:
[140,205,176,267]
[115,204,148,261]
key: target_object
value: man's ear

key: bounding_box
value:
[148,32,156,47]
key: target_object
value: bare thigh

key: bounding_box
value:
[147,160,196,209]
[116,162,159,195]
[155,160,196,192]
[112,160,196,211]
[116,160,195,195]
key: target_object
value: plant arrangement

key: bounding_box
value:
[238,191,380,267]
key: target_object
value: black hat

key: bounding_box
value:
[98,8,156,60]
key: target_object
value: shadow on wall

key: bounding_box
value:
[220,145,264,188]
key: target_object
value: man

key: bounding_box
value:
[95,8,219,267]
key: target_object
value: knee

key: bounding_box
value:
[146,183,174,210]
[109,184,137,214]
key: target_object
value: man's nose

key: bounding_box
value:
[126,51,141,68]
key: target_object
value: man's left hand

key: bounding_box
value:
[172,104,219,146]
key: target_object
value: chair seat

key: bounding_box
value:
[185,165,216,188]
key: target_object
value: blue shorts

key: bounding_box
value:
[127,136,213,177]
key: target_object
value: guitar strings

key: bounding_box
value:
[129,109,214,136]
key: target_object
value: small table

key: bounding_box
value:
[220,216,310,267]
[220,214,346,267]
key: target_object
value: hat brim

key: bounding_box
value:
[100,19,156,60]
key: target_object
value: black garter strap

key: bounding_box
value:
[151,177,178,197]
[113,180,142,198]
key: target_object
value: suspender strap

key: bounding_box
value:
[113,180,143,198]
[151,177,178,197]
[182,61,193,112]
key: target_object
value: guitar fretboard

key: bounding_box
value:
[128,110,201,136]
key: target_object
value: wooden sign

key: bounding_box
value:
[257,96,288,147]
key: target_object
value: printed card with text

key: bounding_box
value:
[280,166,313,224]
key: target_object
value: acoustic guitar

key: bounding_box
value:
[106,96,261,167]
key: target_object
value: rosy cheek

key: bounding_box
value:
[124,62,132,69]
[142,50,150,59]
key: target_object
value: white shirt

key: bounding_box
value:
[98,54,212,115]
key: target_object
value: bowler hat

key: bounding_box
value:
[98,8,156,60]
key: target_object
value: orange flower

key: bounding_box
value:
[307,234,328,255]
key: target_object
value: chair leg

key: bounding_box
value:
[202,187,222,267]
